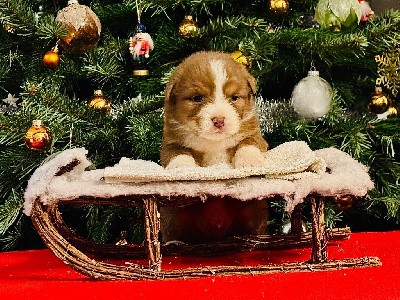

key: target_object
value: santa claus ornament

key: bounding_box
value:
[128,1,154,76]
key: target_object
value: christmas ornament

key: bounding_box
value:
[231,50,252,69]
[359,0,374,22]
[375,45,400,98]
[129,24,154,76]
[4,24,14,33]
[367,86,390,115]
[315,0,362,32]
[386,102,399,117]
[178,15,199,38]
[268,0,289,15]
[24,120,52,152]
[291,64,333,119]
[115,231,128,246]
[55,0,101,53]
[335,195,354,210]
[128,1,154,76]
[88,90,111,113]
[2,93,18,107]
[42,46,60,69]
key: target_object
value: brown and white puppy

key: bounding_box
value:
[160,51,269,243]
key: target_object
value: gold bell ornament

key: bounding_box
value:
[55,0,101,53]
[88,90,111,114]
[179,15,199,38]
[24,120,52,152]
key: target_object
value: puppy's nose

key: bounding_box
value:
[212,117,225,129]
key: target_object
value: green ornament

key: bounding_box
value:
[315,0,362,31]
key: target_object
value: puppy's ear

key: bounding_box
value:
[247,74,257,95]
[164,81,175,104]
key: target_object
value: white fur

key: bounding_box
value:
[210,59,227,106]
[198,60,241,141]
[166,154,198,169]
[233,145,266,168]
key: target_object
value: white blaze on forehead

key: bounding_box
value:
[210,59,227,104]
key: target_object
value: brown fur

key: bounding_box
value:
[160,51,269,243]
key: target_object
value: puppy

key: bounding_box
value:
[160,51,269,243]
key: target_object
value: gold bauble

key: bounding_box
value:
[24,120,52,152]
[55,0,101,53]
[368,86,390,114]
[88,90,111,114]
[231,50,252,69]
[179,15,198,38]
[42,46,60,69]
[269,0,289,14]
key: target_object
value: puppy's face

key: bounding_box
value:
[164,52,257,142]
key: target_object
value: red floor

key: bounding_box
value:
[1,231,400,299]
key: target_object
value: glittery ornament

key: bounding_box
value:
[315,0,362,32]
[269,0,289,15]
[55,0,101,53]
[179,15,199,38]
[291,65,333,119]
[24,120,52,151]
[368,86,390,115]
[231,50,252,69]
[88,90,111,113]
[42,46,60,69]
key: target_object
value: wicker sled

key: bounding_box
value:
[25,144,381,280]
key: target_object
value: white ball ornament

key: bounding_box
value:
[291,67,333,119]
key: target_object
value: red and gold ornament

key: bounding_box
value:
[24,120,52,151]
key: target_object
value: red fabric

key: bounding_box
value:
[1,231,400,299]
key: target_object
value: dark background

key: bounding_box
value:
[370,0,400,14]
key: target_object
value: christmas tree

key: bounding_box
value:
[1,0,400,251]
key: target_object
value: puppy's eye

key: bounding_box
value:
[192,95,204,103]
[231,95,241,101]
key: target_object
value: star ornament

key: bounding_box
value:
[2,93,19,107]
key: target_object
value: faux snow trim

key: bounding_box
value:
[23,143,374,216]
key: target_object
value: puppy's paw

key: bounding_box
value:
[166,154,199,169]
[233,145,265,168]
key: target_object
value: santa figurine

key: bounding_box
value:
[129,23,154,76]
[358,0,374,22]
